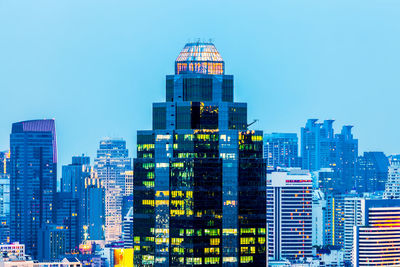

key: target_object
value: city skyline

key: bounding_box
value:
[2,0,400,169]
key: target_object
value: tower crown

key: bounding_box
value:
[175,42,224,75]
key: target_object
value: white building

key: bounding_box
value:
[267,168,313,262]
[94,138,132,242]
[312,190,325,247]
[343,196,365,263]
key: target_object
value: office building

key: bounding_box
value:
[343,196,364,263]
[383,159,400,199]
[84,177,105,241]
[263,133,301,169]
[123,170,133,196]
[94,138,132,242]
[133,42,266,266]
[61,155,91,248]
[267,168,312,261]
[0,151,9,175]
[353,199,400,267]
[301,120,358,193]
[122,207,133,249]
[0,174,10,244]
[53,192,79,254]
[355,152,389,193]
[38,224,67,261]
[312,190,326,247]
[10,119,57,258]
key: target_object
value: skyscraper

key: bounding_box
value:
[94,138,131,242]
[266,168,313,262]
[301,120,358,193]
[355,152,389,193]
[383,159,400,199]
[263,133,301,169]
[84,176,105,241]
[133,42,266,266]
[0,151,10,244]
[353,199,400,267]
[10,119,57,258]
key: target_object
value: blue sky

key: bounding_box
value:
[1,0,400,168]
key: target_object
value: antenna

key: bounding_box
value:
[247,119,259,128]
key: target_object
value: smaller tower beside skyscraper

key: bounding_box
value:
[263,133,301,169]
[383,158,400,199]
[267,168,313,262]
[94,138,131,242]
[10,119,57,258]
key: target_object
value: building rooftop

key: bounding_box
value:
[175,41,225,75]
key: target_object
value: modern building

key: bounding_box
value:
[61,155,91,249]
[133,42,266,266]
[263,133,301,169]
[301,120,358,193]
[0,151,10,175]
[312,190,326,247]
[94,138,132,242]
[343,196,364,263]
[53,192,79,254]
[0,242,25,259]
[122,207,133,249]
[10,119,57,258]
[353,199,400,267]
[38,224,67,261]
[0,174,10,244]
[383,159,400,199]
[267,168,313,261]
[84,176,105,241]
[355,152,389,193]
[123,170,133,197]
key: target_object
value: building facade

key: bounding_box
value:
[353,200,400,267]
[263,133,301,169]
[383,159,400,199]
[10,119,57,258]
[266,169,313,262]
[94,138,132,242]
[355,152,388,193]
[133,42,266,266]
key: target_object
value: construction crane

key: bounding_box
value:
[247,119,259,128]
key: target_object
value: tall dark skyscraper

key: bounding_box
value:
[133,42,266,266]
[10,119,57,258]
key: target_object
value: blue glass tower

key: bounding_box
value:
[133,42,266,266]
[10,119,57,258]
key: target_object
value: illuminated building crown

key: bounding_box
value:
[175,42,224,75]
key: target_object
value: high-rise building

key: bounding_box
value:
[123,170,133,196]
[0,151,10,175]
[53,192,79,254]
[133,42,266,266]
[94,138,132,242]
[301,120,358,193]
[10,119,57,258]
[355,152,389,193]
[266,168,313,262]
[353,199,400,267]
[84,177,105,241]
[61,155,91,247]
[122,207,133,249]
[0,173,10,244]
[263,133,301,169]
[343,196,364,263]
[312,190,326,247]
[383,159,400,199]
[38,224,67,261]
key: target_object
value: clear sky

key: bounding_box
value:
[1,0,400,169]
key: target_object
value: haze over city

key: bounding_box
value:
[1,0,400,169]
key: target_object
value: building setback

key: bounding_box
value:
[133,42,266,266]
[10,119,57,258]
